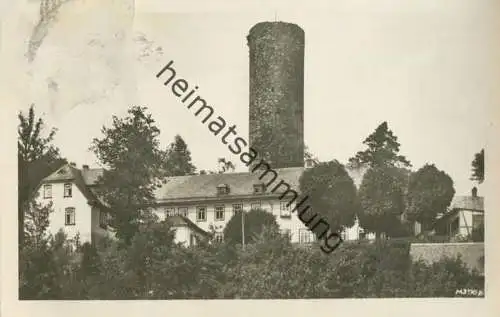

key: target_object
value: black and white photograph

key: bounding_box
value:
[1,0,498,315]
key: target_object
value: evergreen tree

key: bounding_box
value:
[90,106,169,245]
[348,122,411,169]
[470,149,484,184]
[165,135,196,176]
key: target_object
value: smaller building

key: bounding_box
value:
[435,188,484,239]
[33,163,112,245]
[165,215,212,246]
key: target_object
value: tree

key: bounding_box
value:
[90,106,169,244]
[18,104,66,247]
[164,135,196,176]
[217,158,235,173]
[348,122,411,169]
[299,160,360,233]
[358,166,406,239]
[223,208,279,245]
[405,164,455,230]
[470,149,484,184]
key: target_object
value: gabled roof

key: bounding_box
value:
[450,195,484,212]
[165,215,211,237]
[81,168,104,185]
[40,164,108,209]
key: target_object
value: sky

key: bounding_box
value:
[9,0,496,195]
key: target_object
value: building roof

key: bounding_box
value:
[165,215,211,236]
[41,164,108,209]
[154,167,305,203]
[450,195,484,212]
[41,164,366,205]
[81,168,104,185]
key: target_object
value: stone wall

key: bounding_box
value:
[409,242,484,274]
[247,22,305,169]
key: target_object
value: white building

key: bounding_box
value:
[35,163,375,246]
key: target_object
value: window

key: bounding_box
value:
[359,228,366,240]
[65,207,75,225]
[63,183,72,198]
[164,207,175,218]
[215,205,225,221]
[178,207,188,217]
[232,203,243,216]
[99,211,108,228]
[299,229,313,244]
[250,202,261,210]
[196,206,207,222]
[472,214,484,229]
[43,184,52,199]
[280,201,292,218]
[253,184,265,194]
[214,232,224,243]
[216,184,229,195]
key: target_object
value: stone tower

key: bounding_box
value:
[247,22,305,169]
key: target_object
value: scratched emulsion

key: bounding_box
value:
[25,0,137,119]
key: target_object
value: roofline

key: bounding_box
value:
[154,192,296,205]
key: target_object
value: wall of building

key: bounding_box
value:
[152,196,317,243]
[90,206,110,242]
[172,226,190,246]
[37,182,93,243]
[458,210,484,236]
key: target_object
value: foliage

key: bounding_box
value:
[470,149,484,184]
[358,166,406,239]
[299,160,360,232]
[18,104,66,246]
[90,106,169,244]
[348,121,411,169]
[217,157,235,173]
[223,208,279,245]
[19,224,484,299]
[406,164,455,229]
[164,134,196,176]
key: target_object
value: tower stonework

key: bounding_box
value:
[247,22,305,169]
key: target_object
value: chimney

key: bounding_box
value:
[472,186,478,197]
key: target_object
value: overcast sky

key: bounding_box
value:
[11,0,496,195]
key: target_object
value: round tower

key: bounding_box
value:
[247,21,305,169]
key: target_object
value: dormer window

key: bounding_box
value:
[253,183,265,194]
[216,184,230,195]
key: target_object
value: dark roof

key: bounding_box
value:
[165,215,210,236]
[81,168,104,185]
[450,195,484,212]
[40,164,365,205]
[41,164,108,209]
[153,167,305,203]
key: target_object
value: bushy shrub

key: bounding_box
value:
[19,223,484,299]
